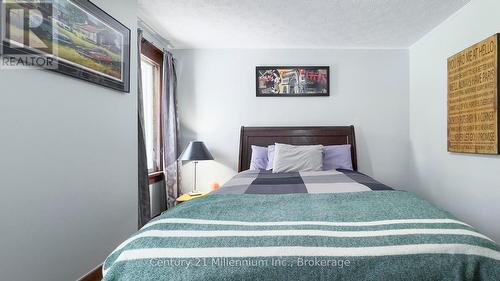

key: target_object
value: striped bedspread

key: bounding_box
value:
[103,171,500,280]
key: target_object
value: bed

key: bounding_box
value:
[103,126,500,281]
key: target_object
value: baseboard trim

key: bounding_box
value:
[78,264,102,281]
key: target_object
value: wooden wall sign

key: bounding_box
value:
[448,34,499,154]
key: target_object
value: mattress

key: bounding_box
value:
[103,170,500,281]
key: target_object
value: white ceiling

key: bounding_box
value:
[138,0,470,49]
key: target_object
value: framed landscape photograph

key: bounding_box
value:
[2,0,131,92]
[256,66,330,97]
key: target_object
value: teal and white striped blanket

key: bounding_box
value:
[103,191,500,280]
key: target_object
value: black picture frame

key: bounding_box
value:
[1,0,131,93]
[256,66,330,97]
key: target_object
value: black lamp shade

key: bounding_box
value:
[178,141,214,161]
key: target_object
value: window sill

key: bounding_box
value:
[148,171,164,184]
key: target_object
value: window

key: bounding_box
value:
[141,40,164,184]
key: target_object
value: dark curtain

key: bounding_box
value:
[163,51,180,209]
[137,29,151,228]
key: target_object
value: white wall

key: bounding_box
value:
[173,49,410,194]
[409,0,500,242]
[0,0,138,280]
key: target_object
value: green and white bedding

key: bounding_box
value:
[103,172,500,280]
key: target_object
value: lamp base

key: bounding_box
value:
[189,191,203,196]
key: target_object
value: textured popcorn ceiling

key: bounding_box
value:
[138,0,470,49]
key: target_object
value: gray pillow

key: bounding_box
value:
[272,143,324,173]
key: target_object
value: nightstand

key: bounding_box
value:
[176,192,209,204]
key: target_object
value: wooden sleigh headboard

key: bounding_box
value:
[238,126,358,172]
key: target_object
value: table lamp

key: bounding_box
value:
[178,141,214,195]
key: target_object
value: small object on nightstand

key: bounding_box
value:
[176,192,209,204]
[211,182,220,190]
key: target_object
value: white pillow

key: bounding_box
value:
[272,143,324,173]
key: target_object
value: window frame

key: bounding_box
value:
[141,39,164,184]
